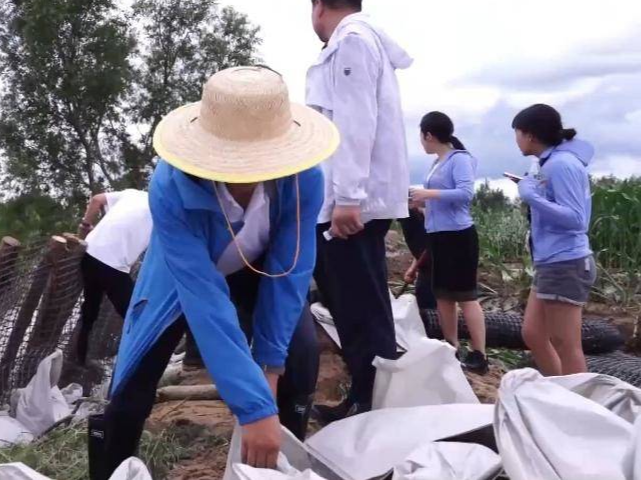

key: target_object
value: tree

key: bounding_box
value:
[0,0,134,201]
[0,0,261,209]
[121,0,262,183]
[473,180,512,212]
[0,193,75,241]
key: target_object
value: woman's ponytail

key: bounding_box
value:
[450,135,466,151]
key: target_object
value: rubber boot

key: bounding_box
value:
[88,414,108,480]
[278,394,314,441]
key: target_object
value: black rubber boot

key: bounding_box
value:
[278,394,314,441]
[312,398,371,426]
[463,350,489,375]
[88,414,108,480]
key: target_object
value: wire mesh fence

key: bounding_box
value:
[0,235,124,405]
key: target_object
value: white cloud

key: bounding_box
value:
[590,155,641,179]
[224,0,641,180]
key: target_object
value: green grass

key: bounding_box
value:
[0,422,226,480]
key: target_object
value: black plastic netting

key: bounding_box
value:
[0,237,125,404]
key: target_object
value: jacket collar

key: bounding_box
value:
[173,169,223,213]
[539,147,555,167]
[173,167,289,218]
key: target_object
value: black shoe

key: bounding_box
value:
[463,350,489,375]
[312,399,371,426]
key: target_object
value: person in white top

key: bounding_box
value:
[306,0,413,423]
[76,189,151,365]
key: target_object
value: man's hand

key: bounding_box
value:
[330,205,364,239]
[241,415,281,468]
[404,260,419,285]
[78,221,93,240]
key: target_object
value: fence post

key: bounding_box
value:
[23,235,88,356]
[0,236,67,392]
[0,237,22,321]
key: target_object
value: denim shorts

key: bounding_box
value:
[533,255,597,306]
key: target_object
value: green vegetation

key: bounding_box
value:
[473,177,641,314]
[0,194,76,241]
[0,422,226,480]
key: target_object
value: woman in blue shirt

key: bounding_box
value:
[513,104,596,376]
[410,112,487,374]
[90,66,339,479]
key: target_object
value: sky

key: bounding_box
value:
[224,0,641,195]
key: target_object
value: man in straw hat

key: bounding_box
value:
[306,0,413,423]
[89,66,339,478]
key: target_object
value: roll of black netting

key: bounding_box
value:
[420,309,624,355]
[587,352,641,388]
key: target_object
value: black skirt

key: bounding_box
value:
[426,226,479,302]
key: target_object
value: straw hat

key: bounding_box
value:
[153,66,340,183]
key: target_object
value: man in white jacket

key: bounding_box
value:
[306,0,412,423]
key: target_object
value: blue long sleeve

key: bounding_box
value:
[523,158,587,231]
[437,155,475,204]
[150,190,277,426]
[252,168,324,368]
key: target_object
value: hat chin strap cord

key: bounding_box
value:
[214,175,301,279]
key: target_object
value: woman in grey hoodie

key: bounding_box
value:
[513,104,596,376]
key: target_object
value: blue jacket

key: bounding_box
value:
[518,139,594,265]
[111,160,324,425]
[423,150,477,233]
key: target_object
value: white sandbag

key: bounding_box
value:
[495,368,632,480]
[392,442,502,480]
[390,294,427,351]
[60,383,84,406]
[223,424,321,480]
[305,404,494,480]
[0,413,33,447]
[622,415,641,479]
[233,454,328,480]
[233,464,327,480]
[312,294,428,351]
[0,463,52,480]
[109,457,153,480]
[15,350,72,436]
[549,373,641,423]
[372,338,478,410]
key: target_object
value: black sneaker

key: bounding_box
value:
[463,350,489,375]
[312,399,371,426]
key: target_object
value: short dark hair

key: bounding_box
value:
[312,0,362,11]
[420,111,466,151]
[512,104,577,147]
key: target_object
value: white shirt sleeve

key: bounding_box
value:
[330,34,380,206]
[103,191,125,213]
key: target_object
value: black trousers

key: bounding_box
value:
[78,253,135,363]
[399,210,437,310]
[314,219,396,405]
[95,266,319,479]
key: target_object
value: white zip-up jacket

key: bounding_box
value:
[306,13,413,224]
